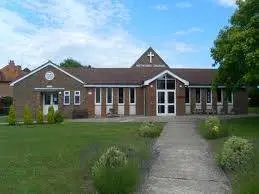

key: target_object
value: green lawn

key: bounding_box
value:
[0,122,158,193]
[248,106,259,114]
[0,116,7,123]
[203,117,259,194]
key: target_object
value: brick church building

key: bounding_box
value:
[10,47,248,118]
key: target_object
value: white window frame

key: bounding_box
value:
[63,91,70,105]
[129,88,136,105]
[106,88,113,105]
[185,87,190,105]
[95,88,102,105]
[74,91,80,105]
[118,88,124,105]
[217,88,224,105]
[195,88,201,104]
[206,88,212,105]
[227,92,233,105]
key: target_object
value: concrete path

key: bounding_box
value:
[139,120,231,194]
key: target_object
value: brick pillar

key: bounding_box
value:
[212,89,217,113]
[176,80,185,115]
[101,88,106,117]
[58,91,64,113]
[222,89,228,114]
[146,81,156,116]
[201,89,206,113]
[190,88,196,114]
[136,87,144,115]
[124,88,129,116]
[113,88,118,114]
[87,88,95,117]
[33,91,42,120]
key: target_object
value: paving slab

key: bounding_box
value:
[139,120,231,194]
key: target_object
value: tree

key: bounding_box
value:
[60,58,82,68]
[211,0,259,90]
[23,104,33,125]
[8,105,16,126]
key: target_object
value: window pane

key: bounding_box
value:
[207,89,211,103]
[53,93,58,105]
[45,94,51,105]
[158,105,165,113]
[64,91,70,104]
[157,80,165,89]
[227,92,232,103]
[130,88,135,103]
[119,88,124,103]
[167,80,175,90]
[185,88,189,103]
[158,92,165,103]
[65,96,70,104]
[96,88,100,103]
[196,88,200,103]
[168,92,174,103]
[75,96,80,104]
[217,88,222,103]
[107,88,112,103]
[168,105,175,113]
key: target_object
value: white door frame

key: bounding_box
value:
[156,89,176,116]
[43,93,59,115]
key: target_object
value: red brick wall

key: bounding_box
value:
[101,88,106,117]
[86,88,95,117]
[176,80,185,115]
[113,88,118,114]
[136,87,144,115]
[234,89,248,114]
[212,90,217,113]
[146,81,156,116]
[201,89,206,113]
[124,88,129,116]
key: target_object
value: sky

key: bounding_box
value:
[0,0,237,69]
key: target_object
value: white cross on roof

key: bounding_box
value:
[147,51,154,63]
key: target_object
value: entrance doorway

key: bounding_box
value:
[43,93,58,115]
[156,74,176,116]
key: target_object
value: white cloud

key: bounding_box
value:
[172,27,203,36]
[217,0,236,7]
[153,4,168,11]
[0,0,145,69]
[175,2,192,8]
[172,42,198,53]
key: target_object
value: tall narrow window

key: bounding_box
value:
[130,88,136,104]
[206,88,212,104]
[118,88,124,104]
[95,88,101,104]
[217,88,222,103]
[106,88,113,104]
[74,91,80,105]
[64,91,70,105]
[227,92,233,104]
[196,88,201,103]
[185,87,190,103]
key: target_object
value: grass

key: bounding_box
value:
[0,122,162,193]
[248,106,259,114]
[199,117,259,193]
[0,116,7,123]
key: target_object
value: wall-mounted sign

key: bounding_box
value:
[45,71,55,81]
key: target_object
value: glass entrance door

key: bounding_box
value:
[157,91,175,115]
[43,93,59,115]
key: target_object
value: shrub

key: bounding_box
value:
[92,146,139,194]
[138,122,163,138]
[8,105,16,126]
[92,146,128,177]
[23,105,33,125]
[47,106,55,124]
[201,116,228,139]
[36,106,44,124]
[54,110,64,123]
[217,136,254,171]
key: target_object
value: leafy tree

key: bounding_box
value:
[8,105,16,125]
[60,58,82,68]
[47,106,55,124]
[23,104,33,125]
[211,0,259,90]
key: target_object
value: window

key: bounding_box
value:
[196,88,201,103]
[206,88,212,104]
[227,92,233,104]
[217,88,222,103]
[53,93,58,105]
[185,87,190,103]
[74,91,80,105]
[157,74,175,90]
[64,91,70,105]
[95,88,101,104]
[118,88,124,104]
[106,88,113,104]
[44,93,51,105]
[129,88,135,104]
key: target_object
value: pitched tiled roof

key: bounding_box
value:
[64,67,216,85]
